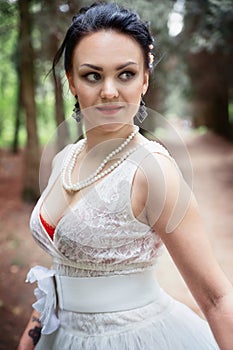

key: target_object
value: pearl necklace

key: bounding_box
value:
[62,126,139,192]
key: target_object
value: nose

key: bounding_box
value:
[100,78,119,99]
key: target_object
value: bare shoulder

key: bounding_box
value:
[51,143,74,169]
[131,142,183,223]
[134,145,192,233]
[136,143,181,192]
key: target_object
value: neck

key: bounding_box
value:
[62,123,140,192]
[84,123,136,152]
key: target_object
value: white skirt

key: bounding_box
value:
[35,291,219,350]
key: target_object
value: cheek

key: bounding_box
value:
[75,84,98,108]
[126,73,147,100]
[124,83,143,103]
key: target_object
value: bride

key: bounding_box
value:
[18,2,233,349]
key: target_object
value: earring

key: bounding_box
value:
[71,96,82,122]
[136,96,147,123]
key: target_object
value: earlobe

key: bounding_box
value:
[66,72,76,96]
[142,70,149,95]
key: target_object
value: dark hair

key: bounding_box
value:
[53,2,155,76]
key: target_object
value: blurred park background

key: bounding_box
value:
[0,0,233,349]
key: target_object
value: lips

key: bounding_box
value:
[96,105,124,115]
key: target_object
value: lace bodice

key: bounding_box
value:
[30,141,170,277]
[28,141,219,350]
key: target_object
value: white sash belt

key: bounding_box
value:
[26,266,159,335]
[55,269,159,313]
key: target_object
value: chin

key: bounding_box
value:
[85,118,134,133]
[96,122,127,133]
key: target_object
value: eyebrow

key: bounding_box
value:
[80,61,137,71]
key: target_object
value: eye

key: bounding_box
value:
[119,71,135,81]
[84,72,101,82]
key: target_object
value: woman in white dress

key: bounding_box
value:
[18,2,233,349]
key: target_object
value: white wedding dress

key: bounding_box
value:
[29,141,219,349]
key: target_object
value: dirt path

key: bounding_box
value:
[0,131,232,349]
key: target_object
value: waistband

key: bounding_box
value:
[26,266,159,335]
[55,269,160,313]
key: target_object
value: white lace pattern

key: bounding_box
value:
[30,141,219,350]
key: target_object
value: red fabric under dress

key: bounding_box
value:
[39,213,55,240]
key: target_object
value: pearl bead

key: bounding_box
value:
[62,126,139,192]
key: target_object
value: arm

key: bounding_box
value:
[17,310,42,350]
[143,153,233,349]
[17,147,72,349]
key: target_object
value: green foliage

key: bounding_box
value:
[0,0,19,147]
[184,0,233,53]
[164,62,191,118]
[0,0,232,148]
[0,0,174,148]
[0,0,73,148]
[229,102,233,123]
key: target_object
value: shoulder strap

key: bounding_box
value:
[124,140,178,189]
[144,140,170,157]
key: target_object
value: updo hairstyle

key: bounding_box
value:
[53,2,155,76]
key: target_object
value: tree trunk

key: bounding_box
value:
[44,0,69,150]
[188,51,232,140]
[12,63,22,154]
[12,87,21,154]
[18,0,40,201]
[138,83,163,138]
